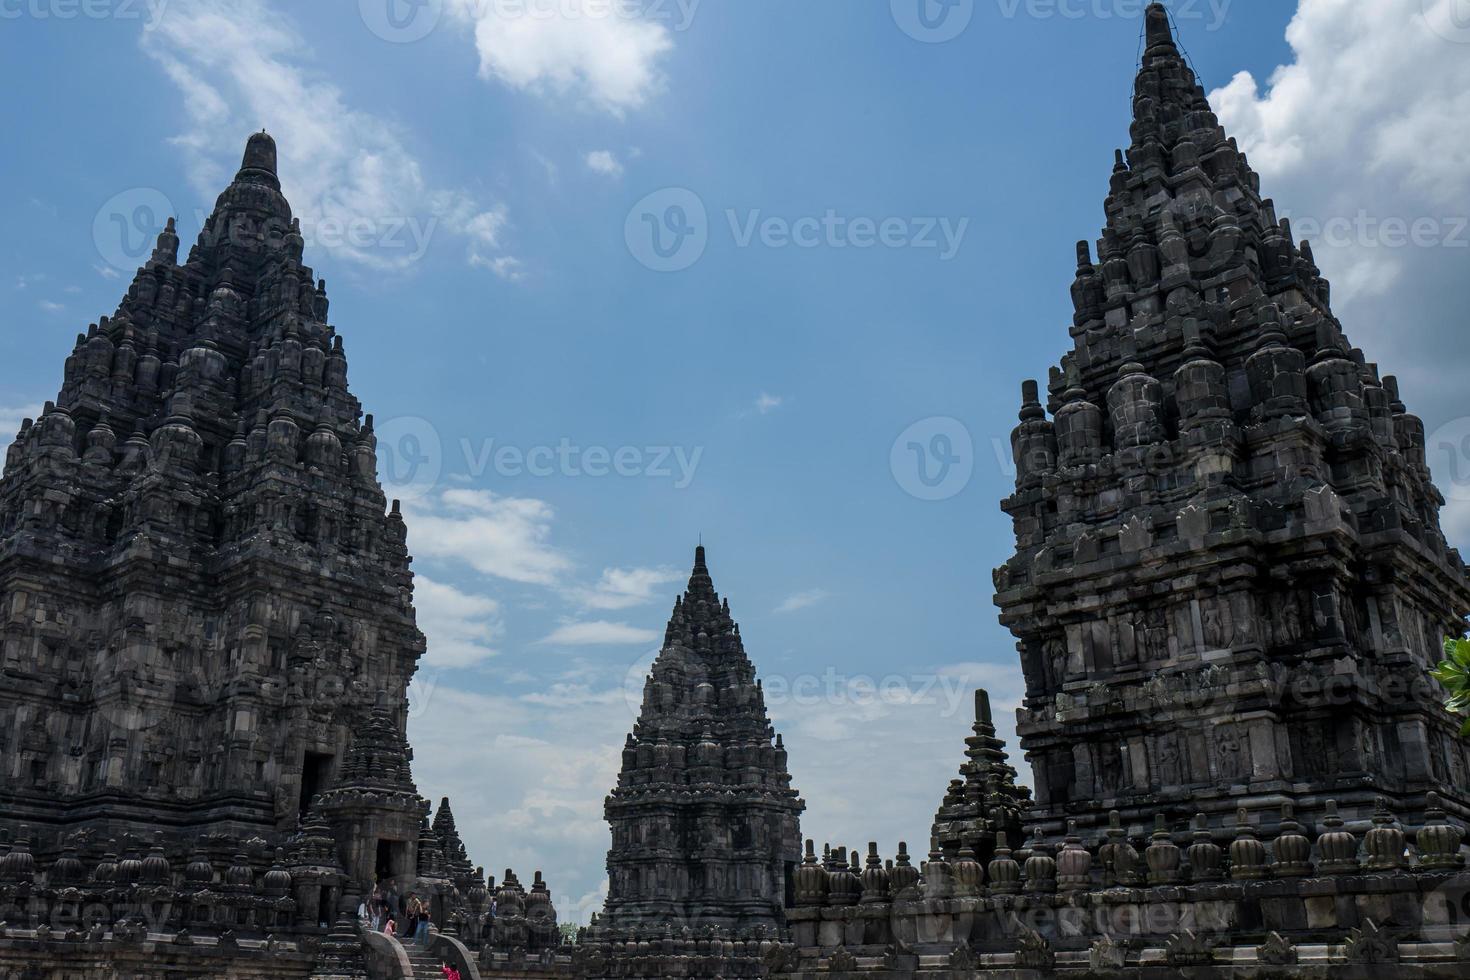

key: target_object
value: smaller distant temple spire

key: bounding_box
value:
[931,688,1032,867]
[601,544,802,935]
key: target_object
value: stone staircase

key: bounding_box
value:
[402,942,443,978]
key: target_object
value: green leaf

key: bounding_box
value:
[1460,717,1470,737]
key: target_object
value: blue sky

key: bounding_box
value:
[4,0,1468,922]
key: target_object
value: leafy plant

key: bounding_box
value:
[1432,637,1470,736]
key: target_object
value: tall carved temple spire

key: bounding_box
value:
[0,132,449,914]
[601,546,803,934]
[994,2,1470,837]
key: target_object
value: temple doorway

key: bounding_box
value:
[300,751,333,819]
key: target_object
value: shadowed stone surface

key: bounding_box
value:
[992,1,1470,840]
[0,133,558,978]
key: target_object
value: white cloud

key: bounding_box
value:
[585,150,624,177]
[447,0,673,115]
[540,621,660,646]
[405,488,573,586]
[141,0,516,274]
[470,253,527,281]
[407,683,627,923]
[415,576,503,669]
[93,264,121,281]
[1209,0,1470,315]
[755,392,783,414]
[37,301,65,314]
[1208,0,1470,550]
[773,659,1027,856]
[774,589,829,614]
[573,566,679,610]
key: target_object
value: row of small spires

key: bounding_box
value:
[0,831,296,897]
[3,408,405,529]
[794,796,1464,907]
[0,832,558,921]
[122,250,330,327]
[1071,202,1329,323]
[1009,310,1427,480]
[64,313,347,395]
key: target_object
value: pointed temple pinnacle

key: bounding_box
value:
[1144,2,1178,57]
[683,542,717,607]
[236,130,280,190]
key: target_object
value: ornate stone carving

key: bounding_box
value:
[1344,919,1398,964]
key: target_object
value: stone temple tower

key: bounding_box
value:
[601,546,804,935]
[0,133,433,897]
[929,689,1032,866]
[994,4,1470,839]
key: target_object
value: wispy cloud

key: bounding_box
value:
[585,150,624,178]
[540,621,660,646]
[572,566,680,611]
[407,683,627,925]
[405,488,573,587]
[415,576,503,669]
[774,589,829,614]
[775,659,1026,856]
[141,0,516,274]
[470,253,527,282]
[755,392,783,415]
[37,301,65,314]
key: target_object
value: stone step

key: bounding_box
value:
[403,948,443,979]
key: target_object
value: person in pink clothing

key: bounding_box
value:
[440,964,461,980]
